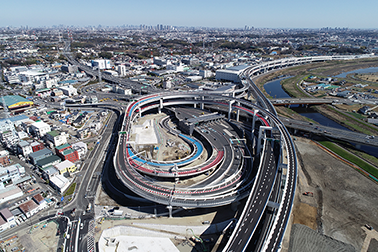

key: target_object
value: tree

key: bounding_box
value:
[99,51,112,59]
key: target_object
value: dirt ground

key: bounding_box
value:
[288,137,378,251]
[1,221,59,252]
[357,73,378,83]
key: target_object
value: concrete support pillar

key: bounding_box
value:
[138,108,141,118]
[167,205,172,218]
[236,102,240,121]
[194,97,197,108]
[200,96,204,110]
[257,126,272,155]
[159,98,163,109]
[251,109,259,149]
[267,201,280,209]
[228,100,235,121]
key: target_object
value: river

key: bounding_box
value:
[334,67,378,78]
[263,77,378,158]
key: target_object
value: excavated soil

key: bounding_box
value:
[285,137,378,252]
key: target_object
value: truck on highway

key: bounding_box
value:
[86,203,92,212]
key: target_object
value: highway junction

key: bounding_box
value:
[59,52,378,252]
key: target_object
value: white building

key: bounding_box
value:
[166,63,184,72]
[0,164,25,187]
[58,85,78,97]
[117,65,127,77]
[103,70,119,77]
[17,141,33,157]
[91,59,112,70]
[49,174,70,194]
[185,76,203,82]
[30,121,51,138]
[163,79,172,89]
[71,142,88,159]
[45,131,67,147]
[215,65,249,83]
[19,200,39,218]
[199,70,213,78]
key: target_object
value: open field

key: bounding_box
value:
[287,137,378,251]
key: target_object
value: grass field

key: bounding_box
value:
[318,141,378,180]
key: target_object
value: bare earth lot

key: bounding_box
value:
[287,137,378,251]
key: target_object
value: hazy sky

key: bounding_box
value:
[1,0,377,29]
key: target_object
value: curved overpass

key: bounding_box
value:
[111,89,297,252]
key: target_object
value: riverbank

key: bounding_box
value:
[254,57,378,97]
[254,57,378,162]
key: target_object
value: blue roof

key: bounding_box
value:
[0,114,29,124]
[29,148,52,159]
[58,80,77,84]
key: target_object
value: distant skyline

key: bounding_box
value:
[1,0,377,29]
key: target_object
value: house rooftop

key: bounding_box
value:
[19,200,38,213]
[47,130,60,137]
[0,208,14,220]
[37,155,61,168]
[56,143,70,150]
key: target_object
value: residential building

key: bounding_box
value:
[199,70,213,78]
[29,148,53,165]
[30,141,44,152]
[61,65,78,73]
[0,164,25,185]
[45,131,67,147]
[30,121,51,138]
[32,193,47,210]
[51,89,63,96]
[37,155,61,170]
[17,141,32,157]
[55,143,79,163]
[0,150,11,166]
[71,142,87,159]
[117,65,127,76]
[19,200,39,218]
[0,120,15,134]
[58,148,79,163]
[54,160,77,175]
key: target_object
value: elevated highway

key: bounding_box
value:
[281,117,378,147]
[270,98,339,106]
[110,90,297,252]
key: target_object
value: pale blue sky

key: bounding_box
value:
[1,0,377,29]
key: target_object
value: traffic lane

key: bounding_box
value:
[227,143,277,252]
[264,132,296,252]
